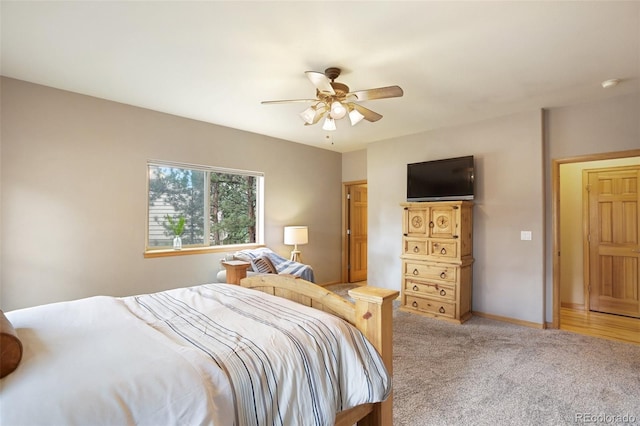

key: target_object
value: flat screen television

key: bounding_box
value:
[407,155,475,202]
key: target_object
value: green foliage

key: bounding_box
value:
[165,214,185,236]
[149,166,205,244]
[210,173,256,245]
[149,165,257,247]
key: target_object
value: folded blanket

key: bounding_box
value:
[234,247,315,282]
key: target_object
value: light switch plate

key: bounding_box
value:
[521,231,532,241]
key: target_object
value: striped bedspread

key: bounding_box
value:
[125,284,390,426]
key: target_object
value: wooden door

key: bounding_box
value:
[587,166,640,318]
[348,183,368,283]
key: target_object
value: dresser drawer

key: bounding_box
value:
[428,239,458,260]
[403,238,428,257]
[404,279,456,301]
[404,262,457,283]
[405,295,456,319]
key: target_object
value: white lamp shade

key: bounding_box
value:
[299,106,317,124]
[284,226,308,245]
[322,117,336,131]
[349,108,365,126]
[329,101,347,119]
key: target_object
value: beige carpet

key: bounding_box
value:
[326,283,640,426]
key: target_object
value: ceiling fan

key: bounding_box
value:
[261,67,404,131]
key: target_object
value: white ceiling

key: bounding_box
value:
[1,1,638,153]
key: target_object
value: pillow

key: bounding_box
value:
[253,256,277,274]
[0,310,23,378]
[233,248,277,271]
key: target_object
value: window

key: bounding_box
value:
[146,161,264,252]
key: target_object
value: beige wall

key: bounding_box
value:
[341,149,367,182]
[360,92,638,325]
[367,110,546,324]
[3,76,638,325]
[1,77,342,311]
[545,92,640,320]
[559,157,640,307]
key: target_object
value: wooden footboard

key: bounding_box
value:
[239,275,398,426]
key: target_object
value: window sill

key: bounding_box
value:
[144,244,265,259]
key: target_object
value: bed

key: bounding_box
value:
[0,274,398,426]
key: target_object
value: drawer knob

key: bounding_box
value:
[433,242,439,248]
[413,246,420,253]
[413,285,419,291]
[412,301,418,308]
[413,269,419,276]
[440,289,446,296]
[440,271,447,279]
[440,247,447,255]
[439,306,446,314]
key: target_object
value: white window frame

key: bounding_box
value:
[145,160,264,256]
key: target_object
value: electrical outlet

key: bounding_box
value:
[521,231,532,241]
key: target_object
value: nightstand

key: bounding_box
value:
[221,260,251,285]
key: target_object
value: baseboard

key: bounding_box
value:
[561,302,585,310]
[319,281,342,287]
[472,311,546,329]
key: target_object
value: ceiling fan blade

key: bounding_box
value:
[305,71,335,95]
[348,85,403,101]
[261,99,317,104]
[352,104,383,122]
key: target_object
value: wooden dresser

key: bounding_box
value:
[400,201,474,324]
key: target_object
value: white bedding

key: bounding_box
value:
[0,284,390,426]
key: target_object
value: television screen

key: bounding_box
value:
[407,155,475,201]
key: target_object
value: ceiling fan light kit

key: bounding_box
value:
[330,101,347,119]
[262,67,403,131]
[349,108,365,126]
[299,106,317,124]
[299,104,328,125]
[322,117,337,131]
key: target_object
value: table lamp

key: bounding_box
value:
[284,226,308,262]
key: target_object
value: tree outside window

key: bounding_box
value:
[147,162,263,250]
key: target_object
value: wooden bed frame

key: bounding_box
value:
[239,275,398,426]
